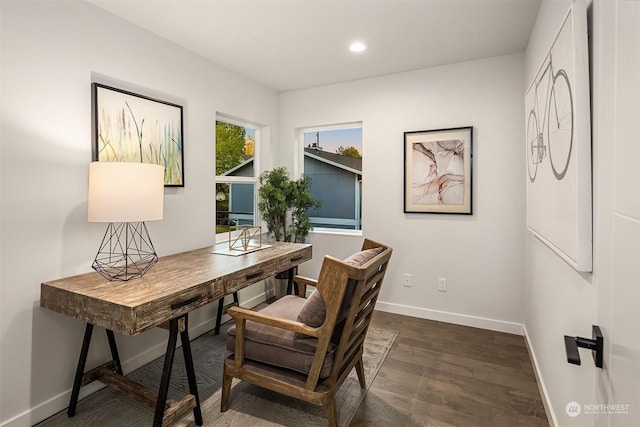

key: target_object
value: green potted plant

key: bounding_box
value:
[289,174,320,243]
[258,166,320,243]
[258,166,320,296]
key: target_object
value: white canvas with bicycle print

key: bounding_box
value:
[525,0,592,272]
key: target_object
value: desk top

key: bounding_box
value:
[41,242,311,335]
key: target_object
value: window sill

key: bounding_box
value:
[310,228,363,237]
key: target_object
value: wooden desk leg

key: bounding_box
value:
[153,317,179,427]
[214,293,239,335]
[106,330,123,375]
[153,314,203,426]
[68,325,124,417]
[179,315,203,426]
[215,298,225,335]
[286,267,299,296]
[68,323,94,417]
[232,292,239,307]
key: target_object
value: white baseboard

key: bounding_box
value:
[2,292,269,427]
[1,381,108,427]
[523,324,558,427]
[375,301,525,335]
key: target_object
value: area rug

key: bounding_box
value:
[38,323,398,427]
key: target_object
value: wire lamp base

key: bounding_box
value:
[92,222,159,281]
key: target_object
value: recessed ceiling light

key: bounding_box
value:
[349,41,368,53]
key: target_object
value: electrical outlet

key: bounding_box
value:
[438,277,447,292]
[403,273,412,287]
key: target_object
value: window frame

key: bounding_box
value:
[215,114,260,242]
[296,121,363,236]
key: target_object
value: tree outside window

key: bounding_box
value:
[216,119,257,234]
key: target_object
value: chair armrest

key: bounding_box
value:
[293,275,317,297]
[227,306,319,337]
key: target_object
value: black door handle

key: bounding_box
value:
[564,325,603,368]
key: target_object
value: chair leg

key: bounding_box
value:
[220,368,233,412]
[355,356,366,388]
[325,398,338,427]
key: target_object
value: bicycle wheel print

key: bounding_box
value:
[526,110,539,183]
[547,69,573,180]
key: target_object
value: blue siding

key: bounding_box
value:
[229,183,254,225]
[304,156,360,229]
[225,160,255,226]
[229,160,254,177]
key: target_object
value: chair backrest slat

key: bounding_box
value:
[323,239,392,387]
[344,335,364,372]
[364,269,386,293]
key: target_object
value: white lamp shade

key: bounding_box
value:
[88,162,165,223]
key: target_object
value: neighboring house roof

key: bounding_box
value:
[222,156,254,176]
[304,147,362,175]
[224,150,362,177]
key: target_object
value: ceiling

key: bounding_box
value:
[88,0,541,92]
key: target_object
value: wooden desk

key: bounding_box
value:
[41,242,312,426]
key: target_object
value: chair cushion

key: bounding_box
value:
[343,246,384,267]
[226,295,337,378]
[297,247,384,330]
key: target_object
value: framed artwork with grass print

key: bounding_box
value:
[92,83,184,187]
[404,126,472,214]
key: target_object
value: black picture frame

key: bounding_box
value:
[92,83,184,187]
[404,126,473,214]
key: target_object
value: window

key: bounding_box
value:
[215,116,258,236]
[299,123,362,231]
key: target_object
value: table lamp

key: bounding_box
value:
[88,162,165,281]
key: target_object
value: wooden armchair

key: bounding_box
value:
[221,238,393,426]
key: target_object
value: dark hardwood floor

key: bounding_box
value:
[350,311,550,427]
[36,302,548,426]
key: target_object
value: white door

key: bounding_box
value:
[593,1,640,426]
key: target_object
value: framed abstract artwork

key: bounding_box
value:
[524,0,591,272]
[404,126,473,214]
[92,83,184,187]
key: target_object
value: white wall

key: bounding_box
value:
[524,1,640,426]
[280,53,527,334]
[523,4,597,426]
[0,1,279,425]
